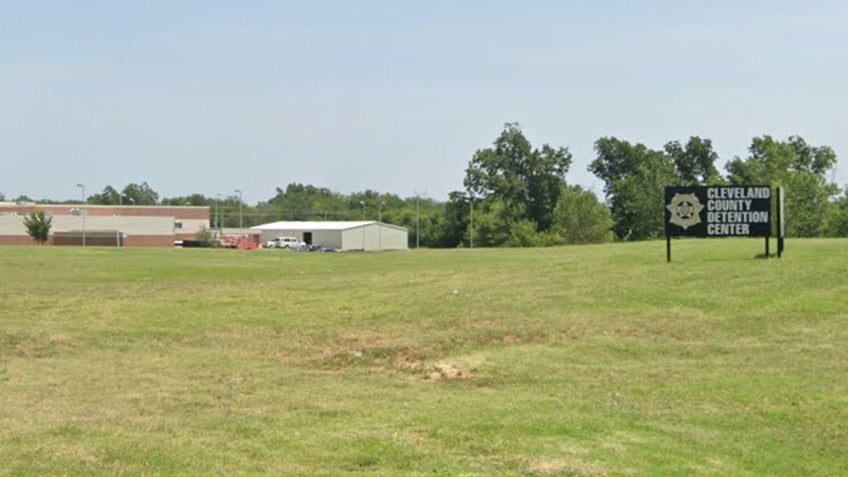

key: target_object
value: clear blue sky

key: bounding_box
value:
[2,0,847,204]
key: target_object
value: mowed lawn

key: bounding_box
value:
[1,240,846,476]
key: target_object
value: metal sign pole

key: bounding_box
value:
[777,187,785,258]
[666,236,671,263]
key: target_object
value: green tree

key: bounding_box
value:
[89,186,121,205]
[195,226,219,247]
[23,210,52,244]
[725,135,839,237]
[122,182,160,205]
[161,193,210,206]
[381,195,445,248]
[438,191,470,247]
[464,123,572,234]
[824,190,848,237]
[590,138,679,240]
[551,186,613,244]
[267,183,350,220]
[664,137,722,185]
[472,198,520,247]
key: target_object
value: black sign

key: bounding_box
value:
[665,186,771,237]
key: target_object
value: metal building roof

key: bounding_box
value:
[250,221,377,231]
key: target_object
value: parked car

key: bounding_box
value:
[264,236,306,249]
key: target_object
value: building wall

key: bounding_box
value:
[258,229,344,249]
[340,227,366,250]
[0,235,42,246]
[377,225,408,250]
[2,204,208,220]
[125,235,176,247]
[0,203,210,247]
[339,224,407,251]
[253,222,408,251]
[259,230,302,243]
[312,230,342,249]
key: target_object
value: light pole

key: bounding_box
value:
[235,189,243,237]
[76,183,86,247]
[378,200,385,251]
[214,194,221,233]
[469,196,474,249]
[359,201,366,250]
[415,194,420,249]
[116,193,121,247]
[120,197,134,246]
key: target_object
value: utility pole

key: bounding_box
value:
[415,195,420,249]
[378,200,385,251]
[117,193,122,247]
[359,201,366,250]
[469,196,474,249]
[76,183,86,247]
[215,194,222,234]
[235,189,243,237]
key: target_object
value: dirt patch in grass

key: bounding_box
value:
[318,337,433,369]
[317,337,484,381]
[421,362,473,381]
[526,456,611,476]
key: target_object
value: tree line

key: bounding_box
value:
[9,123,848,246]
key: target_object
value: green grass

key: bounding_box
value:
[1,240,846,476]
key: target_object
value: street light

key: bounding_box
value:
[76,183,86,247]
[359,201,366,250]
[469,195,474,249]
[116,194,133,247]
[235,189,243,237]
[116,193,121,247]
[378,200,385,251]
[215,194,221,232]
[415,194,420,249]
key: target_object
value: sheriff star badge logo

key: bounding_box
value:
[666,193,704,230]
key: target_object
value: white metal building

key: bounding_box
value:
[250,221,408,251]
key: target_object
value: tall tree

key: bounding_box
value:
[160,193,211,206]
[23,210,52,244]
[472,198,523,247]
[551,185,613,244]
[824,190,848,237]
[590,138,679,240]
[268,183,350,220]
[464,123,572,234]
[122,182,160,205]
[664,137,722,185]
[725,135,838,237]
[89,186,121,205]
[439,191,470,248]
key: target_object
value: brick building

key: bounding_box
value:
[0,202,210,247]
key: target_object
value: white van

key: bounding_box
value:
[265,236,305,249]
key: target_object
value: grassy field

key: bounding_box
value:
[1,239,846,476]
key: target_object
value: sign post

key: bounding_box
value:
[665,185,776,261]
[777,187,785,258]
